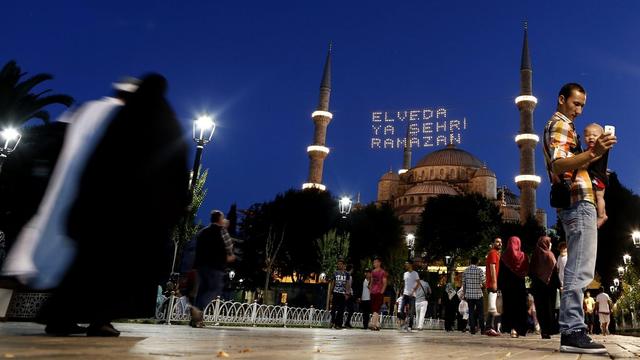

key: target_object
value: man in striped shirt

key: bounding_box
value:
[543,83,616,354]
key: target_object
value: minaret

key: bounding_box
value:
[302,44,333,191]
[399,124,412,174]
[514,22,541,223]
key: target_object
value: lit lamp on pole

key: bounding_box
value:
[190,114,216,191]
[229,270,236,281]
[610,285,616,293]
[0,127,21,175]
[613,278,620,287]
[618,266,625,277]
[624,254,632,266]
[405,233,415,260]
[339,196,352,218]
[633,231,640,248]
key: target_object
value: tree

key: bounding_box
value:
[226,203,238,237]
[596,172,640,289]
[171,169,208,273]
[416,193,502,268]
[348,203,405,280]
[0,60,73,128]
[316,228,350,277]
[263,226,285,292]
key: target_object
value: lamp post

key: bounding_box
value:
[338,196,352,218]
[190,114,216,191]
[624,254,632,266]
[614,278,620,287]
[610,285,615,293]
[406,233,415,260]
[633,231,640,249]
[445,255,453,283]
[0,127,21,175]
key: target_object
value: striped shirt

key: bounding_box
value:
[543,112,595,206]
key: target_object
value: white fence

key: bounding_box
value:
[156,295,445,330]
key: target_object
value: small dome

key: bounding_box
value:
[404,183,459,196]
[473,167,496,178]
[380,171,400,181]
[497,187,519,206]
[416,144,484,168]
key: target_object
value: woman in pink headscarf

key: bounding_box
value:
[530,236,560,339]
[498,236,530,337]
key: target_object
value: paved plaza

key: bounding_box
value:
[1,322,640,359]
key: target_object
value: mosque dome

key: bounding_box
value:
[415,144,484,168]
[473,167,496,178]
[380,171,400,181]
[404,183,459,196]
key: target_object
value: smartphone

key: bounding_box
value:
[604,125,615,136]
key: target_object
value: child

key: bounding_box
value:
[583,123,610,228]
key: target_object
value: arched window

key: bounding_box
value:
[450,168,456,179]
[418,196,423,203]
[410,197,415,204]
[430,168,434,179]
[439,168,445,178]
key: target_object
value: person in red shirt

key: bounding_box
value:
[485,237,502,336]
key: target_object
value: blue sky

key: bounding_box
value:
[3,1,640,224]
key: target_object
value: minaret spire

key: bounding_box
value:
[399,123,411,174]
[303,43,334,192]
[514,22,541,224]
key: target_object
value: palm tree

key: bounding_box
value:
[0,60,74,129]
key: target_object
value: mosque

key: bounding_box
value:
[302,27,547,232]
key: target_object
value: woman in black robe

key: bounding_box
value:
[498,236,529,337]
[38,74,189,336]
[530,236,560,339]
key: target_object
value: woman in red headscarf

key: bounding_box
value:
[498,236,530,337]
[530,236,560,339]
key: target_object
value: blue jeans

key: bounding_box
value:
[558,200,597,334]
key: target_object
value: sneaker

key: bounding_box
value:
[560,330,607,354]
[485,329,500,337]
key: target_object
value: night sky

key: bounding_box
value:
[4,1,640,225]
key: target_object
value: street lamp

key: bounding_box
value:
[339,196,352,218]
[614,278,620,287]
[445,255,452,266]
[229,270,236,281]
[190,114,216,191]
[319,272,326,282]
[610,285,616,293]
[618,266,625,277]
[633,231,640,248]
[0,127,21,175]
[624,254,632,266]
[406,233,415,260]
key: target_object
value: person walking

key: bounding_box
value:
[414,274,431,330]
[5,75,190,336]
[498,236,529,338]
[399,260,420,331]
[462,256,485,335]
[595,288,612,336]
[191,210,236,328]
[369,257,387,331]
[583,291,596,335]
[343,264,355,328]
[361,268,372,330]
[443,283,458,332]
[486,237,502,336]
[543,83,615,354]
[530,236,560,339]
[330,259,351,330]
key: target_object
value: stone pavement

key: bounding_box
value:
[1,322,639,359]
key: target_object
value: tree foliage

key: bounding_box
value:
[0,60,73,127]
[416,193,502,267]
[316,229,350,277]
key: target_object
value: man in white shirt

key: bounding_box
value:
[557,242,568,289]
[361,268,372,329]
[595,287,612,336]
[414,276,431,330]
[400,260,420,331]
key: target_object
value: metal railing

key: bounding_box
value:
[156,295,445,330]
